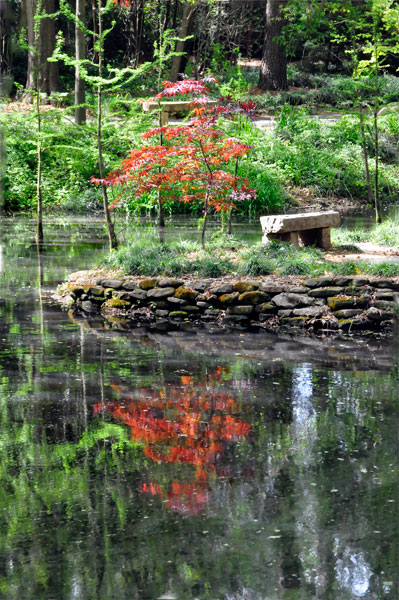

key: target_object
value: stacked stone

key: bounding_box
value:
[64,274,399,335]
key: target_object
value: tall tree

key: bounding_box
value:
[169,0,195,82]
[258,0,287,91]
[75,0,86,124]
[25,0,59,96]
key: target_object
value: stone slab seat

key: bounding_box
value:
[142,99,217,125]
[260,210,340,249]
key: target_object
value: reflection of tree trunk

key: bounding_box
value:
[36,240,44,344]
[315,530,335,598]
[75,0,86,125]
[258,0,287,91]
[169,1,195,82]
[274,465,303,589]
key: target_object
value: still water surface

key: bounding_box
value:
[0,218,397,600]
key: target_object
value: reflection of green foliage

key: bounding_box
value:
[55,422,144,469]
[0,220,398,599]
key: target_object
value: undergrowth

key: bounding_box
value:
[2,81,399,214]
[106,232,399,278]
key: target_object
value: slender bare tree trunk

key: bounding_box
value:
[373,110,381,223]
[169,1,195,82]
[36,85,43,244]
[75,0,86,125]
[373,29,381,224]
[201,192,209,250]
[359,113,373,205]
[97,3,118,249]
[158,127,165,228]
[258,0,287,91]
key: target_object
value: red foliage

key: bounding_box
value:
[92,77,257,219]
[94,367,251,515]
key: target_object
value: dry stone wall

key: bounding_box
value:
[60,274,399,336]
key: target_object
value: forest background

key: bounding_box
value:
[1,0,399,231]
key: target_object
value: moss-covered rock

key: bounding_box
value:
[238,290,268,305]
[233,281,258,292]
[174,286,198,300]
[219,292,239,305]
[158,278,184,288]
[139,278,159,290]
[280,316,307,327]
[103,298,131,309]
[67,284,89,298]
[334,308,363,318]
[328,296,367,310]
[255,303,277,314]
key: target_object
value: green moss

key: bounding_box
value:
[103,298,130,309]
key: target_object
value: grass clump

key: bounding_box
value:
[107,232,399,279]
[332,219,399,247]
[106,232,235,277]
[239,241,326,276]
[239,240,399,277]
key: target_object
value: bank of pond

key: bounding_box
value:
[59,272,399,338]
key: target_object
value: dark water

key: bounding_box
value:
[0,217,398,600]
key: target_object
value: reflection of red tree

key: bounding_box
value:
[94,368,250,514]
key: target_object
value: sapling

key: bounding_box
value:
[95,78,255,249]
[51,0,151,249]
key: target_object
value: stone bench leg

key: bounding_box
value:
[298,227,331,249]
[262,232,299,246]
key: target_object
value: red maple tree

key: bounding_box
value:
[92,77,256,247]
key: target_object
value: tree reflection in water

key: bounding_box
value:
[94,368,251,515]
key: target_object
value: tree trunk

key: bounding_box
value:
[25,0,59,96]
[36,79,43,244]
[169,1,195,82]
[373,110,381,223]
[26,0,35,92]
[75,0,86,125]
[201,194,209,250]
[359,113,373,205]
[258,0,287,91]
[125,0,144,66]
[97,4,118,250]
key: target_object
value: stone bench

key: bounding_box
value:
[142,99,217,125]
[260,211,340,249]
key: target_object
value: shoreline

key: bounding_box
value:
[55,270,399,339]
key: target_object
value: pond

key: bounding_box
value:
[0,217,397,600]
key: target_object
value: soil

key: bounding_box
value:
[287,186,362,214]
[326,242,399,263]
